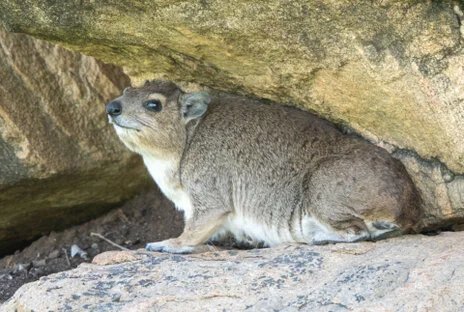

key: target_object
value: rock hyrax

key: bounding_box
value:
[107,80,421,253]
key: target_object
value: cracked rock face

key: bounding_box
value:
[2,232,463,311]
[0,24,150,255]
[1,0,463,229]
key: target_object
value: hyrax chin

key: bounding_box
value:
[106,80,421,254]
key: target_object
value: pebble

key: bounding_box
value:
[70,244,88,259]
[111,294,121,302]
[32,259,46,267]
[48,250,60,259]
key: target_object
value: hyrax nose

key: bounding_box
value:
[106,101,122,116]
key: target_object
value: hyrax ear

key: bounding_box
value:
[181,91,211,122]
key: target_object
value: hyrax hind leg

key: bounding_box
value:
[303,212,371,245]
[305,213,401,245]
[146,209,229,254]
[302,156,407,245]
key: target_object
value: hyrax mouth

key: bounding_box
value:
[108,116,141,132]
[113,122,141,132]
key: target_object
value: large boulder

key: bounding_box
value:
[2,232,463,311]
[0,24,150,256]
[1,1,463,230]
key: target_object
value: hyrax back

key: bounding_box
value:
[107,81,421,253]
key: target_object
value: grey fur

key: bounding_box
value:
[181,91,211,122]
[107,81,421,253]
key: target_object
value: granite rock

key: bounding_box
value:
[0,24,150,255]
[2,232,463,311]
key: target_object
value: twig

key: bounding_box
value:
[117,209,130,224]
[62,248,71,267]
[90,232,130,251]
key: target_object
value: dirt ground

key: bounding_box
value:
[0,187,185,304]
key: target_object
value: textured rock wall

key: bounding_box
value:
[0,1,464,230]
[0,24,150,255]
[2,232,463,311]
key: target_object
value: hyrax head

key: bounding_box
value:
[106,80,211,157]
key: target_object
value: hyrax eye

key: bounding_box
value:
[143,100,162,112]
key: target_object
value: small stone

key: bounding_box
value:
[111,294,121,302]
[442,172,454,183]
[91,243,99,249]
[124,239,140,245]
[16,263,32,273]
[30,267,43,277]
[48,250,60,259]
[32,259,47,267]
[70,244,88,259]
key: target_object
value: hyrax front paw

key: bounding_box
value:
[145,239,195,254]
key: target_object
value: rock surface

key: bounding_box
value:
[1,1,463,229]
[0,24,150,255]
[2,232,463,311]
[0,187,184,304]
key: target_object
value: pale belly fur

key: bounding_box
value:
[142,155,194,220]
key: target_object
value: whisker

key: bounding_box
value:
[136,117,156,131]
